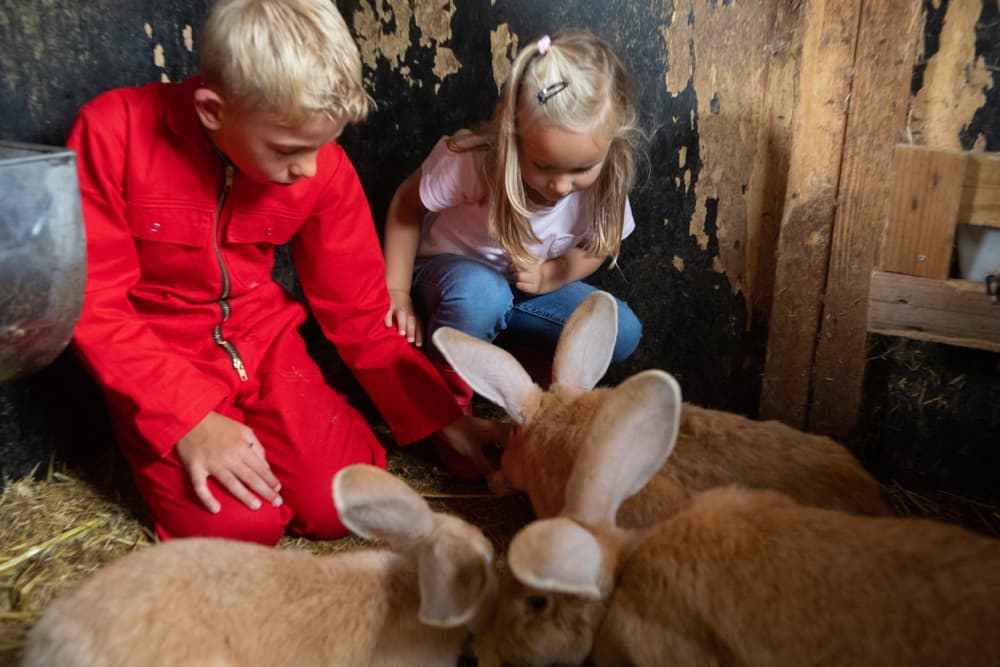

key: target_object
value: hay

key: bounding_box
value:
[0,443,532,664]
[4,439,997,666]
[0,464,154,661]
[882,481,1000,537]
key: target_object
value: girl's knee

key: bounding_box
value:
[612,303,642,363]
[434,265,512,341]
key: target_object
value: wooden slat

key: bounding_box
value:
[808,0,923,436]
[868,270,1000,352]
[759,0,862,427]
[960,151,1000,228]
[745,0,801,324]
[879,144,966,278]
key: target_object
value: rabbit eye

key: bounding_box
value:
[526,595,549,613]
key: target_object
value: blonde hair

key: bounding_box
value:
[200,0,372,124]
[455,29,640,267]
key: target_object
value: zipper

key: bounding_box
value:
[211,162,248,382]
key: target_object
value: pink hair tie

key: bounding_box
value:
[537,35,551,55]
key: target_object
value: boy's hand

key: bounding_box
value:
[175,411,283,514]
[511,260,549,295]
[384,288,424,347]
[435,416,511,477]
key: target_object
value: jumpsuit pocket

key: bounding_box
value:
[223,211,303,291]
[125,204,213,287]
[126,204,211,247]
[225,211,301,246]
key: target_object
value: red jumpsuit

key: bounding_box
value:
[67,77,461,544]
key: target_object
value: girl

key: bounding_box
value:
[384,29,643,415]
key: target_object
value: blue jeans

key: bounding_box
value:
[412,254,641,364]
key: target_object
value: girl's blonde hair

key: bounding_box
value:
[455,29,640,267]
[200,0,372,124]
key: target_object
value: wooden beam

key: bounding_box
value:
[808,0,924,436]
[868,270,1000,353]
[759,0,862,427]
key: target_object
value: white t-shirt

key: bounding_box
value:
[416,132,635,272]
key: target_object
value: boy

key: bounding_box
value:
[67,0,503,545]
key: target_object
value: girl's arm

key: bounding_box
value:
[383,168,429,346]
[512,247,607,295]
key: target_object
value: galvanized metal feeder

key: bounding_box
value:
[0,141,86,382]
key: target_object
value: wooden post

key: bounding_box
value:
[808,0,923,436]
[759,0,862,427]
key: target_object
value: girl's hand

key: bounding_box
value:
[175,411,283,514]
[511,260,550,295]
[384,288,424,346]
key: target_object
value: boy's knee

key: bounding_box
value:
[155,502,289,546]
[289,502,351,541]
[280,420,386,540]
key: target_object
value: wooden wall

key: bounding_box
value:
[0,0,996,503]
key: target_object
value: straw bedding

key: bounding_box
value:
[2,431,996,665]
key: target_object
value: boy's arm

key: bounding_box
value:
[67,98,229,459]
[512,247,607,295]
[293,148,461,444]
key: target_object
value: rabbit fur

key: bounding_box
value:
[477,372,1000,667]
[433,290,888,528]
[22,465,497,667]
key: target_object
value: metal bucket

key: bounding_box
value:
[0,141,86,382]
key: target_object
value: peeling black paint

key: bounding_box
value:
[911,0,948,95]
[960,0,1000,150]
[0,0,770,484]
[0,0,209,145]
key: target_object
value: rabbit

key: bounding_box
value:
[433,290,888,528]
[474,371,1000,667]
[22,464,497,667]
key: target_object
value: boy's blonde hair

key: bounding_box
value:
[200,0,372,124]
[454,29,641,267]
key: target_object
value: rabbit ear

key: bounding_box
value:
[563,370,682,527]
[417,520,496,628]
[432,326,542,424]
[507,517,604,598]
[551,291,618,392]
[333,465,434,550]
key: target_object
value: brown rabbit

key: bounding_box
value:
[433,290,888,527]
[477,371,1000,667]
[22,465,497,667]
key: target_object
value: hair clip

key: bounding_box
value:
[537,35,551,55]
[537,81,568,104]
